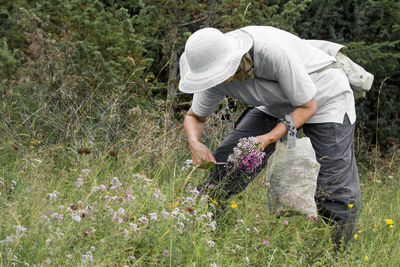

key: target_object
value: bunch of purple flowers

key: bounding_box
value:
[228,137,266,173]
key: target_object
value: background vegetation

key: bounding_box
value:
[1,0,399,150]
[0,0,399,266]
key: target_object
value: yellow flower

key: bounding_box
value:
[18,170,25,176]
[354,234,358,240]
[385,219,394,225]
[365,256,368,260]
[231,200,238,209]
[210,197,219,206]
[348,204,353,209]
[169,200,179,209]
[389,225,393,229]
[30,145,34,149]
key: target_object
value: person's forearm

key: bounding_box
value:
[184,113,204,148]
[184,108,216,165]
[257,97,317,147]
[267,105,316,142]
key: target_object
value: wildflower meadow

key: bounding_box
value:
[1,0,399,265]
[1,109,399,267]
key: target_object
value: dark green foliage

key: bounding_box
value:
[296,0,400,150]
[1,0,399,151]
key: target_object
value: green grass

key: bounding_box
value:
[0,119,399,266]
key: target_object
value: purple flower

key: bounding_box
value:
[149,212,157,220]
[311,216,318,222]
[262,240,270,245]
[282,220,289,226]
[207,240,215,247]
[227,137,265,173]
[47,190,60,200]
[163,249,169,257]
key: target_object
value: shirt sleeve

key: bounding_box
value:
[259,44,317,107]
[191,88,224,117]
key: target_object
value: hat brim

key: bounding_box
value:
[178,30,253,94]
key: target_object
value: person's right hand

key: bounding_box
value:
[189,141,216,168]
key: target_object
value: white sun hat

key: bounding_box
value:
[178,28,253,94]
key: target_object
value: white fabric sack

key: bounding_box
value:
[336,52,374,99]
[306,39,374,99]
[265,135,320,218]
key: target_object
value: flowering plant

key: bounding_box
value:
[228,137,265,173]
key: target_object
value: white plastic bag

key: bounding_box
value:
[265,120,320,218]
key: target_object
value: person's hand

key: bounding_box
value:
[189,141,216,168]
[255,134,273,149]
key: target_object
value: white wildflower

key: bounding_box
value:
[81,169,91,176]
[76,176,83,188]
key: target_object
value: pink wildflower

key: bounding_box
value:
[263,240,270,245]
[163,249,169,257]
[207,240,215,247]
[227,137,265,173]
[283,220,289,226]
[311,216,318,222]
[13,145,18,150]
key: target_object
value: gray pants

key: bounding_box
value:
[198,107,361,245]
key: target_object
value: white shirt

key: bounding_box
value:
[192,26,356,124]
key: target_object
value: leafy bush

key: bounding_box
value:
[295,0,400,150]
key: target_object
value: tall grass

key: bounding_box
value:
[1,105,399,266]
